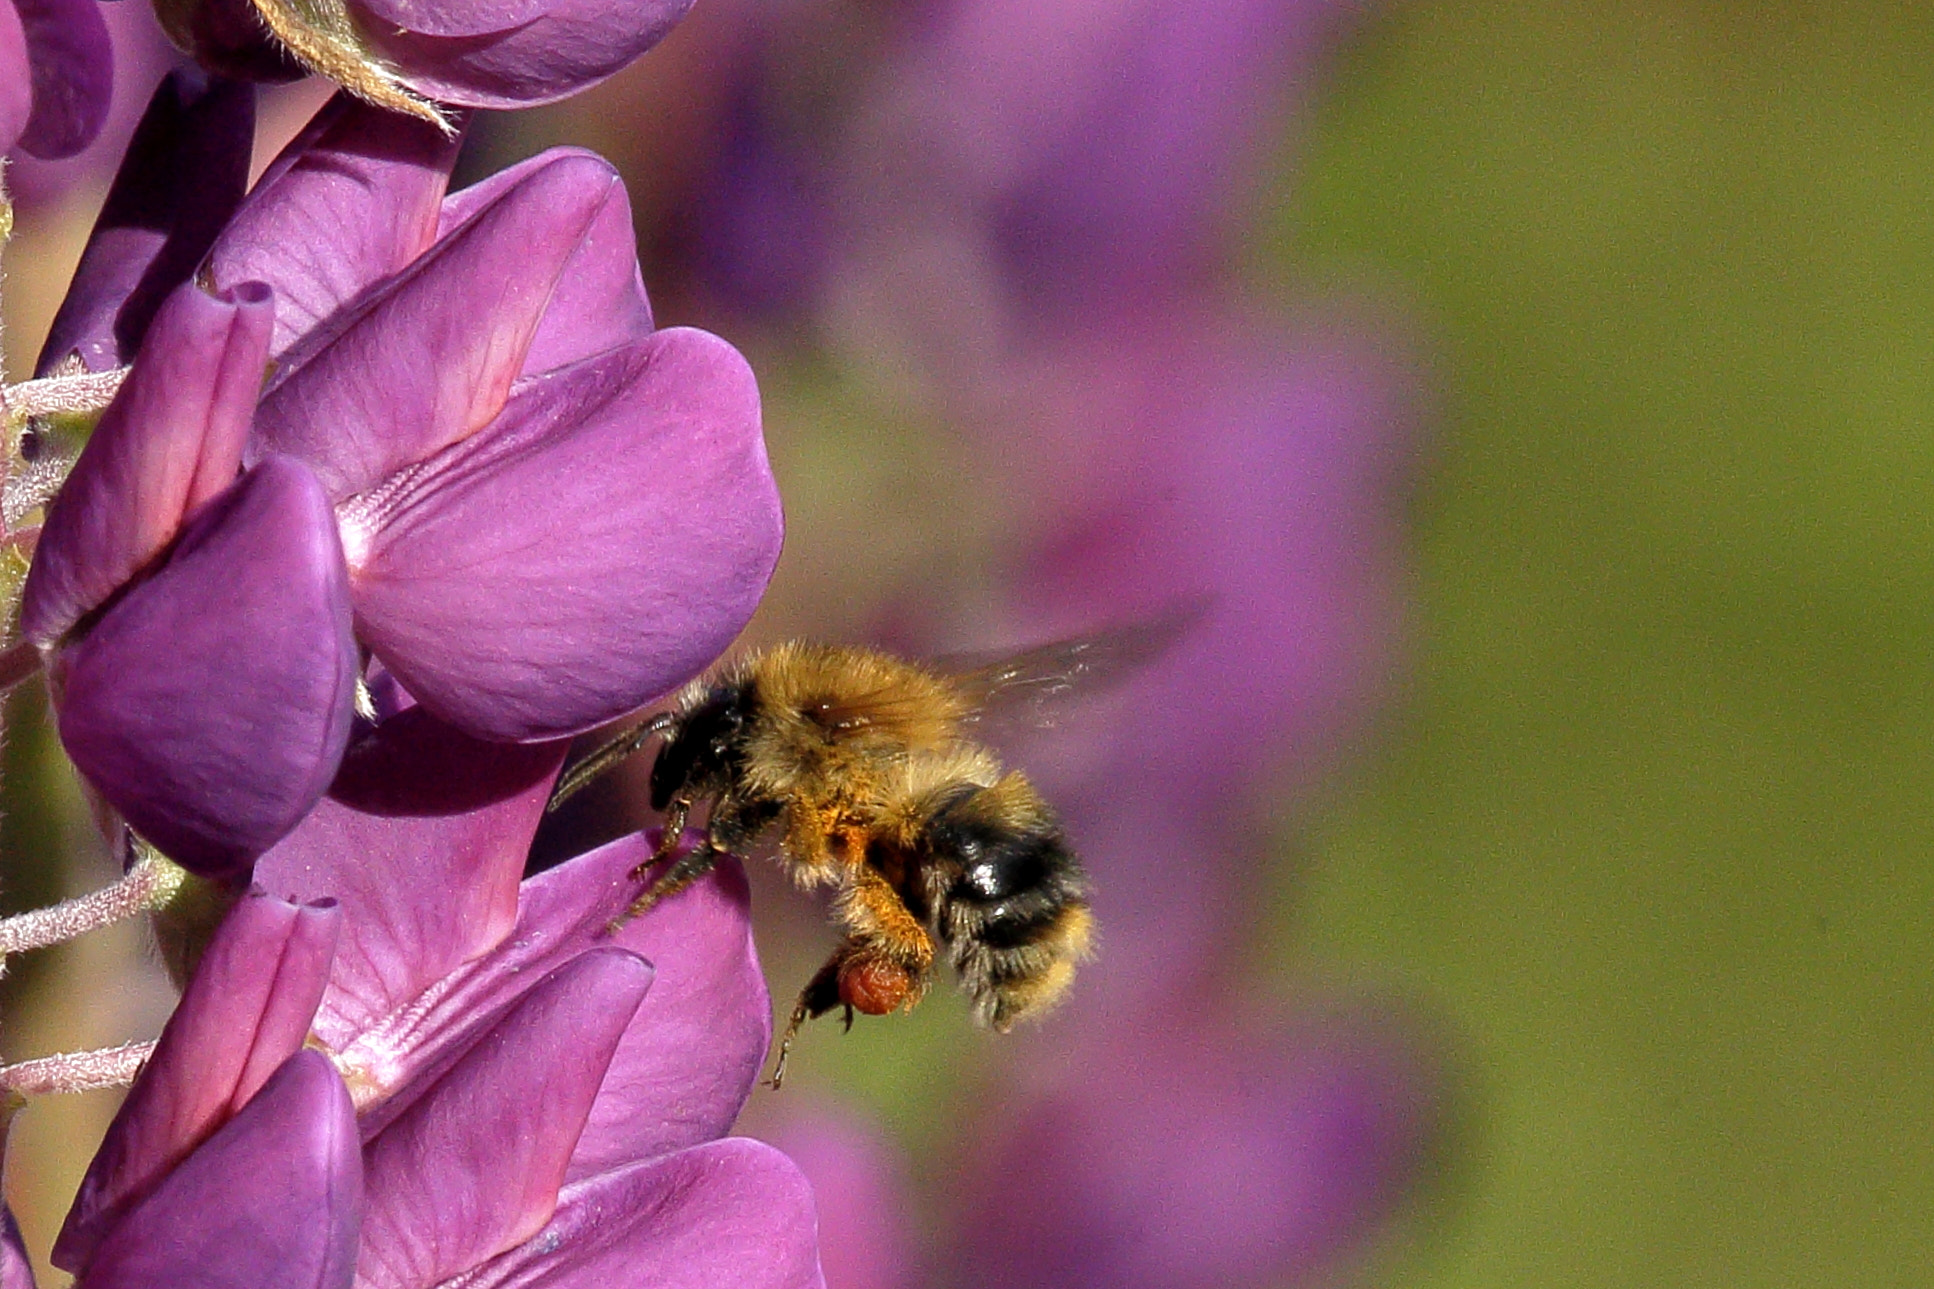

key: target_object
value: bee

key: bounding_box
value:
[550,616,1187,1086]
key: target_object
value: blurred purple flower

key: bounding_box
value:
[949,1003,1440,1289]
[55,734,824,1288]
[877,0,1353,315]
[992,307,1416,999]
[0,0,112,159]
[765,1110,913,1289]
[20,93,781,878]
[161,0,695,109]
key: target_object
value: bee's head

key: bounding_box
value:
[649,684,748,810]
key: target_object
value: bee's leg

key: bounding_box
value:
[608,814,714,933]
[766,954,846,1090]
[549,712,678,812]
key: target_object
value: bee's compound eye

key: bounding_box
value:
[837,954,913,1015]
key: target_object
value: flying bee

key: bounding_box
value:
[549,614,1189,1086]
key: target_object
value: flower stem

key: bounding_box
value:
[0,1040,153,1097]
[0,366,129,421]
[0,854,186,957]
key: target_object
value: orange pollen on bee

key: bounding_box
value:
[838,955,914,1015]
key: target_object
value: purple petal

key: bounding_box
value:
[357,949,652,1289]
[348,327,781,741]
[764,1112,912,1289]
[361,0,694,109]
[22,279,273,649]
[77,1051,362,1289]
[254,150,630,500]
[436,148,654,375]
[253,719,563,1052]
[13,0,112,160]
[51,456,359,881]
[907,0,1337,308]
[37,71,254,375]
[1,1205,33,1289]
[57,894,340,1272]
[461,1139,824,1289]
[317,835,767,1166]
[205,93,461,360]
[564,836,770,1180]
[351,0,548,38]
[0,4,31,158]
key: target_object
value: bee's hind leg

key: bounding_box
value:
[766,954,849,1090]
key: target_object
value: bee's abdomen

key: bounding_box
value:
[923,776,1094,1030]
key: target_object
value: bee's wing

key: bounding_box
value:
[938,600,1208,730]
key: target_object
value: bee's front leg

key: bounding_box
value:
[609,802,717,933]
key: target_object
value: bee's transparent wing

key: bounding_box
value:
[939,599,1208,730]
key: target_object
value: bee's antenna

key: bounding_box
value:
[548,711,678,812]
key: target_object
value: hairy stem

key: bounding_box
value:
[0,855,186,956]
[1,366,129,421]
[0,1040,153,1096]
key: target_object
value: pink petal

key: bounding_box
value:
[22,279,273,649]
[462,1139,824,1289]
[254,150,628,500]
[356,950,652,1289]
[205,93,461,360]
[349,327,780,741]
[57,894,339,1271]
[75,1051,362,1289]
[253,715,563,1055]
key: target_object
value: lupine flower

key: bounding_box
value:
[948,1003,1440,1289]
[155,0,696,120]
[20,93,781,878]
[0,0,112,159]
[55,725,823,1288]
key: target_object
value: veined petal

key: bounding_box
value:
[205,92,461,360]
[14,0,111,160]
[348,327,781,742]
[436,148,654,375]
[361,0,694,109]
[253,709,563,1050]
[21,279,273,649]
[57,894,340,1272]
[356,950,652,1289]
[254,150,625,500]
[37,71,255,376]
[324,836,766,1163]
[351,0,549,39]
[51,456,359,881]
[563,835,769,1180]
[460,1139,824,1289]
[75,1051,362,1289]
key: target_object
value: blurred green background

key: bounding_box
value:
[7,2,1934,1286]
[1264,3,1934,1285]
